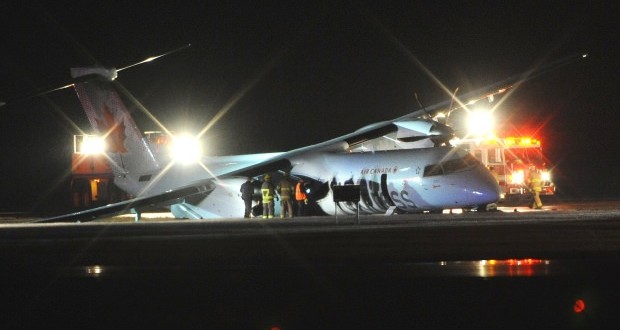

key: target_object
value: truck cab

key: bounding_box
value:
[452,136,555,202]
[70,134,129,209]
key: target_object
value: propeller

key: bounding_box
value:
[0,43,191,108]
[396,52,588,123]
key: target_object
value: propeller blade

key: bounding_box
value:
[0,82,75,107]
[118,43,191,72]
[1,44,191,108]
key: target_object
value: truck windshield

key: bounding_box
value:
[505,148,545,168]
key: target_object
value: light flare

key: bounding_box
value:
[170,134,203,164]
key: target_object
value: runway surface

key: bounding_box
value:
[1,199,619,328]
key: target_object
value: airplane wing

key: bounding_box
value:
[36,182,216,223]
[31,53,585,223]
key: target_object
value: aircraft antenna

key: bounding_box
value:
[414,92,431,119]
[446,87,460,123]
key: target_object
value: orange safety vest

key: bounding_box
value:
[295,182,307,201]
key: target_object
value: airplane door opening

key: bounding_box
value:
[381,174,395,207]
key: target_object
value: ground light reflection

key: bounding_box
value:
[430,258,551,277]
[84,265,104,278]
[477,258,550,277]
[75,259,554,279]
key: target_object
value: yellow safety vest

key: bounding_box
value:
[261,181,275,203]
[529,173,542,192]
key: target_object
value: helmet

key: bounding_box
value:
[264,174,271,180]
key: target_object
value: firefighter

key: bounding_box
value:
[527,166,543,209]
[240,177,254,218]
[277,173,294,218]
[261,174,276,218]
[295,178,309,216]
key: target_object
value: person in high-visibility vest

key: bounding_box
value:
[277,173,294,218]
[527,166,543,209]
[261,174,276,218]
[295,178,308,216]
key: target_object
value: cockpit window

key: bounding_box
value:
[424,164,444,176]
[423,154,480,177]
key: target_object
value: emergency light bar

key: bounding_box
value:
[503,137,541,147]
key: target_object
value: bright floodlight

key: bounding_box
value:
[467,110,494,136]
[511,170,525,185]
[80,135,106,154]
[170,134,202,164]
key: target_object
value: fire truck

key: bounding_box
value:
[452,136,555,203]
[69,135,129,209]
[69,132,181,209]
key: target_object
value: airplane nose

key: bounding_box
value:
[471,167,501,203]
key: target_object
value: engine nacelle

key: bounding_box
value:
[394,119,455,147]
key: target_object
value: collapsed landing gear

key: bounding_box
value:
[461,203,497,213]
[476,203,498,212]
[251,201,263,218]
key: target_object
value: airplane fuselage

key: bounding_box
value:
[115,145,500,218]
[291,146,500,215]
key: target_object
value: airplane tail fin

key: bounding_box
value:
[70,68,160,180]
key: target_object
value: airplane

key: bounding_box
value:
[5,52,583,223]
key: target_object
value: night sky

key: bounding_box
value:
[1,1,618,215]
